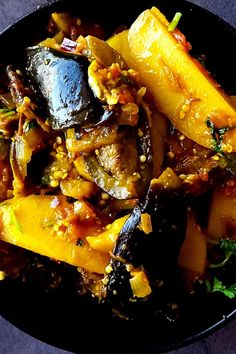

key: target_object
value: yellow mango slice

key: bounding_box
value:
[108,8,236,152]
[0,195,109,273]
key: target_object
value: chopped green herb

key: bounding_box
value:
[206,118,233,154]
[41,174,50,186]
[195,54,206,67]
[218,153,236,175]
[206,277,236,299]
[43,219,55,228]
[76,238,85,247]
[66,196,77,204]
[2,110,16,117]
[9,207,22,232]
[120,75,136,86]
[0,108,16,117]
[220,238,236,254]
[168,12,182,32]
[210,238,236,269]
[26,120,37,131]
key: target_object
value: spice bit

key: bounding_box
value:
[179,110,185,119]
[105,264,113,274]
[182,104,190,112]
[139,154,147,162]
[101,193,109,200]
[0,271,5,281]
[167,151,175,159]
[179,174,186,180]
[211,155,219,161]
[102,276,109,285]
[56,136,62,145]
[50,180,59,188]
[138,128,144,137]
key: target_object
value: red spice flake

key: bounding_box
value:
[172,28,192,52]
[110,64,122,80]
[221,178,236,196]
[70,25,79,41]
[199,169,209,182]
[118,89,134,104]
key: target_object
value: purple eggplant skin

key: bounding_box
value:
[26,46,103,130]
[105,182,187,303]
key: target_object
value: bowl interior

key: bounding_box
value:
[0,1,236,353]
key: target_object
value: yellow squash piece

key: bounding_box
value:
[87,214,129,253]
[207,190,236,240]
[129,270,152,298]
[0,195,109,273]
[178,213,207,276]
[108,7,236,152]
[151,167,182,190]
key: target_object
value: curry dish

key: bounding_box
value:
[0,7,236,320]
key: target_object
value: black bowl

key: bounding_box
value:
[0,1,236,353]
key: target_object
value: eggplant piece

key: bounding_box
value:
[84,155,138,200]
[85,35,127,69]
[105,176,187,304]
[6,65,33,105]
[26,46,103,130]
[84,108,153,199]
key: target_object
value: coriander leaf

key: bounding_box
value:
[213,276,224,291]
[119,75,136,86]
[206,118,234,154]
[26,120,37,131]
[206,276,236,299]
[209,238,236,269]
[224,284,236,299]
[220,238,236,254]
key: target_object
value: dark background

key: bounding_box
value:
[0,0,236,353]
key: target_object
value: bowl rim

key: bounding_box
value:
[0,1,236,353]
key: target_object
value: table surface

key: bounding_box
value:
[0,0,236,353]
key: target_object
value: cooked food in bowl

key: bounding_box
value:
[0,5,236,320]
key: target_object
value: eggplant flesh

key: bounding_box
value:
[6,65,32,105]
[26,46,102,130]
[106,181,187,303]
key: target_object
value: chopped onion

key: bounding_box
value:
[61,37,77,52]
